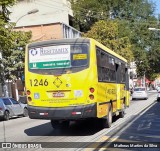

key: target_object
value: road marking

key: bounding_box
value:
[84,136,109,151]
[98,136,110,141]
[122,131,160,139]
[84,136,119,151]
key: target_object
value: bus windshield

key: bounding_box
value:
[28,44,89,74]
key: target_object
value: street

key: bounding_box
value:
[1,1,160,151]
[0,91,158,151]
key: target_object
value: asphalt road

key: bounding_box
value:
[0,91,157,151]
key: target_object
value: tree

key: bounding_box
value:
[0,1,32,83]
[83,20,134,62]
[0,0,16,22]
[70,0,155,32]
[146,27,160,79]
[70,0,103,32]
[1,29,32,81]
[127,19,160,79]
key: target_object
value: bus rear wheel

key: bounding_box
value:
[119,103,125,118]
[102,104,112,128]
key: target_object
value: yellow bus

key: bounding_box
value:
[25,38,130,129]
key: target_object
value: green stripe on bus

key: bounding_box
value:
[29,60,71,69]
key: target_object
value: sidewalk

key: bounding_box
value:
[99,101,160,150]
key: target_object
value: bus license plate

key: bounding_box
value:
[53,92,65,97]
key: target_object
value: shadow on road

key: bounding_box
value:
[24,119,103,136]
[24,115,120,136]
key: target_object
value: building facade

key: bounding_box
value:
[129,61,137,88]
[10,0,81,41]
[9,0,73,27]
[14,22,81,41]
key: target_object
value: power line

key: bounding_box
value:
[35,1,63,9]
[47,0,71,9]
[36,0,70,11]
[39,0,64,8]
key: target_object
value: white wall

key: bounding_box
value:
[9,0,73,27]
[129,61,137,88]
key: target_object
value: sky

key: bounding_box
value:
[151,0,160,15]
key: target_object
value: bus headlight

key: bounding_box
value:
[89,87,95,93]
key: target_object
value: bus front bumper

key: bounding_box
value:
[28,103,97,120]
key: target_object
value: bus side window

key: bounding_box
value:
[96,46,116,83]
[98,67,102,81]
[121,63,125,83]
[96,47,101,66]
[101,50,110,82]
[96,47,103,81]
[109,57,116,82]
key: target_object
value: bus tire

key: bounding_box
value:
[103,104,112,128]
[51,120,61,129]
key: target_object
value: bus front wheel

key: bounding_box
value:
[102,104,112,128]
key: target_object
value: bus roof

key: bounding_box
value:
[92,38,127,63]
[28,38,90,48]
[28,37,127,63]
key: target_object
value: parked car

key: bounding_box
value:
[132,87,148,100]
[18,96,28,117]
[18,95,27,104]
[156,86,160,92]
[157,91,160,102]
[0,97,28,121]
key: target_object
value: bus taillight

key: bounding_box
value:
[89,94,94,100]
[27,90,31,95]
[72,112,81,115]
[90,88,95,93]
[28,97,32,102]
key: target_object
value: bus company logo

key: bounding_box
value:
[30,49,38,56]
[40,47,69,56]
[53,92,65,97]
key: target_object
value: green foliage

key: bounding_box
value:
[0,0,32,82]
[147,28,160,78]
[128,20,160,78]
[83,20,134,62]
[70,0,102,32]
[0,0,16,22]
[70,0,155,32]
[0,24,32,81]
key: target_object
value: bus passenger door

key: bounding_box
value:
[125,67,130,107]
[116,63,121,110]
